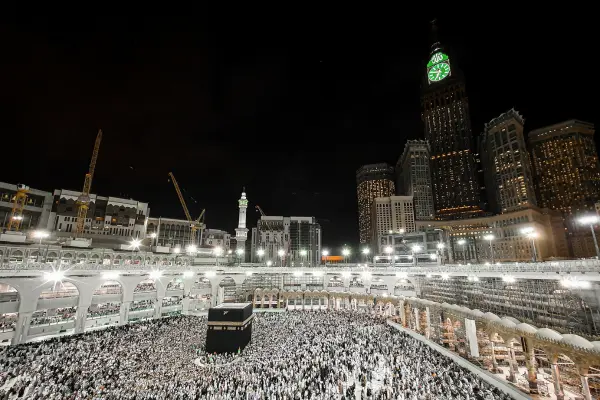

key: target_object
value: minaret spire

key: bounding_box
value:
[429,18,442,54]
[235,189,249,260]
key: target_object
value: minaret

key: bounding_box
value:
[235,189,249,258]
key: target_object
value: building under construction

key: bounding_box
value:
[0,182,54,232]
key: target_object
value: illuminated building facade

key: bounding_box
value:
[370,196,415,250]
[396,140,435,220]
[421,23,481,219]
[481,109,537,214]
[529,120,600,258]
[356,163,395,244]
[529,120,599,215]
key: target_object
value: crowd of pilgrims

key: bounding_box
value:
[0,311,514,399]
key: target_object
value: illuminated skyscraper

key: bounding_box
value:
[481,109,537,214]
[397,140,435,220]
[529,120,599,215]
[421,21,482,219]
[356,163,395,244]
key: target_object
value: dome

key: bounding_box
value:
[483,312,501,321]
[535,328,563,341]
[591,341,600,353]
[515,323,538,334]
[502,316,520,324]
[561,334,594,350]
[498,319,517,328]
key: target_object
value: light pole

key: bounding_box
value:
[411,245,421,266]
[213,246,223,266]
[277,249,285,267]
[384,246,394,267]
[257,248,265,266]
[300,249,307,266]
[521,227,538,262]
[579,215,600,259]
[235,248,244,265]
[149,232,157,248]
[342,248,350,264]
[33,230,49,262]
[322,249,329,266]
[362,248,370,264]
[457,239,467,263]
[129,238,142,265]
[436,242,445,265]
[186,244,197,266]
[484,234,495,264]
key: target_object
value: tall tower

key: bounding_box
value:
[421,20,482,219]
[356,163,395,244]
[235,190,249,256]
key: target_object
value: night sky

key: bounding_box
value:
[1,12,595,251]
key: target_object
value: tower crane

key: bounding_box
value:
[75,130,102,237]
[168,172,206,245]
[7,184,30,231]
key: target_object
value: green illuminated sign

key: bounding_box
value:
[238,199,248,207]
[427,52,448,68]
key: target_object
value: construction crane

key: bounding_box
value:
[7,184,30,231]
[75,130,103,236]
[168,172,205,245]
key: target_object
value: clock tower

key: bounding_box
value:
[421,20,482,219]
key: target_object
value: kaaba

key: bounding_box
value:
[205,302,253,353]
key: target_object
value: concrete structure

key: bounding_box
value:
[481,109,537,214]
[375,229,446,264]
[396,140,435,220]
[421,25,482,219]
[146,217,226,251]
[418,207,569,263]
[202,229,231,251]
[235,191,249,259]
[370,196,415,252]
[0,182,53,232]
[356,164,395,244]
[49,189,149,242]
[250,216,321,267]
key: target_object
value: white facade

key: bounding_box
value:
[235,191,249,257]
[250,216,322,266]
[371,196,415,250]
[50,189,149,240]
[203,229,231,250]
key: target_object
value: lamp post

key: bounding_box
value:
[579,215,600,259]
[436,242,445,265]
[300,249,307,266]
[521,227,538,262]
[33,230,49,262]
[149,232,157,248]
[213,246,223,267]
[411,245,421,266]
[457,239,467,263]
[235,248,244,265]
[342,248,350,264]
[257,248,265,266]
[361,248,370,265]
[129,238,142,265]
[384,246,394,267]
[322,249,329,266]
[484,234,495,264]
[186,244,197,266]
[277,249,285,267]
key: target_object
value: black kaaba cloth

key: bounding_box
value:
[206,302,253,353]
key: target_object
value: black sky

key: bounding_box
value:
[1,11,596,251]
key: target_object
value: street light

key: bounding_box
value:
[33,230,49,262]
[436,242,445,265]
[457,239,467,262]
[129,238,142,251]
[521,227,539,262]
[362,248,370,264]
[266,260,273,267]
[384,246,394,266]
[411,245,421,266]
[579,215,600,259]
[483,234,495,264]
[322,249,329,265]
[342,248,350,263]
[235,248,244,265]
[300,249,307,266]
[277,249,285,267]
[257,248,265,265]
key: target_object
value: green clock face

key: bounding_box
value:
[428,62,451,82]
